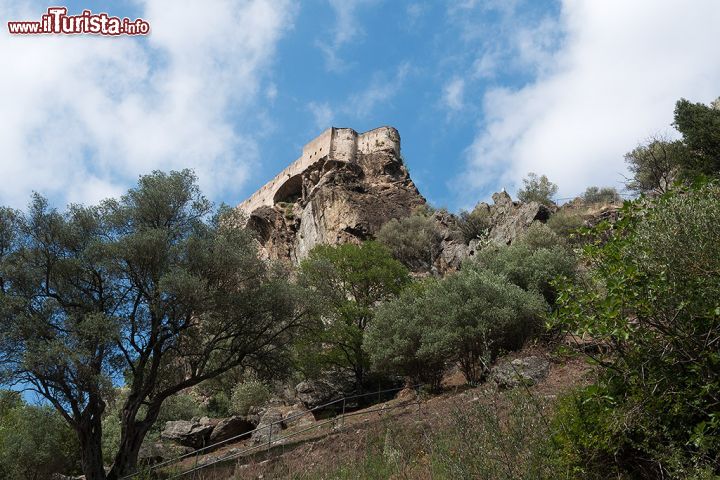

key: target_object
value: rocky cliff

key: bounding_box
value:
[243,142,426,263]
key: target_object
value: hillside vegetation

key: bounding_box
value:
[0,97,719,479]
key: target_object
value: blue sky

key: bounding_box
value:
[1,0,719,212]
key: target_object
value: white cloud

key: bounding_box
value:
[347,62,411,117]
[442,78,465,111]
[307,101,334,130]
[317,0,376,72]
[463,0,720,200]
[0,0,296,208]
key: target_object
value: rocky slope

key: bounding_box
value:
[244,145,426,263]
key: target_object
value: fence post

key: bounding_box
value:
[341,397,346,428]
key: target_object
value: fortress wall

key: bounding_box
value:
[238,154,306,213]
[238,127,399,214]
[357,126,400,156]
[330,128,358,162]
[302,128,333,162]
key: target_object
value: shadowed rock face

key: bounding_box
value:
[244,146,426,264]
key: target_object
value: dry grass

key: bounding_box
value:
[159,347,593,480]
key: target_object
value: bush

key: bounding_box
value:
[457,206,491,243]
[551,182,720,477]
[365,281,452,391]
[517,173,558,206]
[582,186,620,204]
[207,391,230,418]
[546,210,584,241]
[230,380,271,416]
[156,393,206,425]
[673,97,720,178]
[367,269,546,387]
[472,222,576,305]
[0,393,80,479]
[376,209,442,270]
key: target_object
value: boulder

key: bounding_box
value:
[295,372,356,410]
[138,441,193,466]
[251,408,284,444]
[161,420,215,449]
[486,192,552,245]
[282,403,315,428]
[208,416,255,444]
[491,356,551,389]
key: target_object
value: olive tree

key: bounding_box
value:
[0,170,307,480]
[517,173,558,206]
[367,269,545,387]
[299,241,410,388]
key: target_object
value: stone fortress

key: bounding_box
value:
[238,126,401,214]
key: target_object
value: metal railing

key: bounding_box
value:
[122,384,422,479]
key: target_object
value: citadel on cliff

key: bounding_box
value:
[237,126,551,271]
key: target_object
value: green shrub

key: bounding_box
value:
[546,210,584,241]
[0,393,80,479]
[376,210,442,270]
[207,391,230,418]
[365,281,452,390]
[673,97,720,178]
[582,186,620,204]
[367,269,546,387]
[156,393,206,425]
[624,137,684,194]
[551,182,720,477]
[472,222,576,305]
[457,206,491,243]
[230,380,271,416]
[298,241,410,387]
[517,172,558,206]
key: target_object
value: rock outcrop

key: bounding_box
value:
[491,356,551,389]
[208,416,255,444]
[295,372,357,411]
[238,127,556,271]
[161,419,216,449]
[251,408,284,444]
[241,128,426,264]
[482,191,552,245]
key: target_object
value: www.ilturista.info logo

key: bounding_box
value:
[8,7,150,35]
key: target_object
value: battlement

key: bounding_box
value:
[238,126,400,214]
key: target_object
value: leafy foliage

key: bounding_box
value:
[546,210,585,242]
[457,206,492,243]
[624,137,684,194]
[0,170,307,479]
[517,173,558,206]
[551,182,720,477]
[230,380,271,416]
[0,391,80,479]
[471,222,576,305]
[298,241,410,387]
[367,268,545,387]
[673,97,720,177]
[365,281,452,390]
[582,186,620,204]
[376,208,443,270]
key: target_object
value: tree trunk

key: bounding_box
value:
[107,427,146,480]
[79,422,107,480]
[106,402,159,480]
